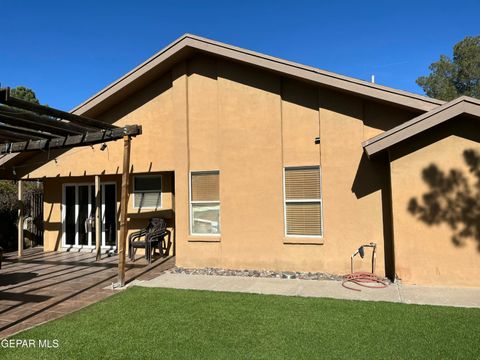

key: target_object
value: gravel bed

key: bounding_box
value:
[169,267,345,281]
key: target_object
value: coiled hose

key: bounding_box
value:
[342,272,388,291]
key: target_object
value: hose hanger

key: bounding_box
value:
[343,242,388,291]
[351,242,376,274]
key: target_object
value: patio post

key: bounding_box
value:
[95,175,101,261]
[118,135,131,286]
[17,179,24,257]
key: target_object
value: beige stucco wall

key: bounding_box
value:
[23,73,176,179]
[20,54,418,277]
[390,120,480,287]
[164,56,413,276]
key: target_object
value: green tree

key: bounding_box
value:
[0,181,18,213]
[0,86,43,249]
[0,85,42,212]
[416,36,480,101]
[9,85,40,104]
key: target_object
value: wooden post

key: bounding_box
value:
[95,175,101,261]
[17,180,24,257]
[118,136,131,286]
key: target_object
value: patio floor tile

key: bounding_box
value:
[0,248,175,338]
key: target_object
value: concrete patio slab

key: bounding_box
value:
[137,272,480,308]
[0,248,175,339]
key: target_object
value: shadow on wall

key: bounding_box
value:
[408,149,480,252]
[351,152,395,280]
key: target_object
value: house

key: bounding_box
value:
[2,34,479,287]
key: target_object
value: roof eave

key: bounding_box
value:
[363,96,480,158]
[71,34,444,117]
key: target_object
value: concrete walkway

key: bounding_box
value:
[136,273,480,308]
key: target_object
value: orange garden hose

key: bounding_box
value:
[342,272,388,291]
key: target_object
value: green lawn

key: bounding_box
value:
[1,287,479,359]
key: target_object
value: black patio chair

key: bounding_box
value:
[128,218,167,263]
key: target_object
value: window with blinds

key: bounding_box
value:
[284,167,322,237]
[133,175,162,209]
[190,171,220,235]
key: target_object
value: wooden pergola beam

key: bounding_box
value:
[0,136,16,143]
[0,123,56,139]
[0,88,116,130]
[0,109,89,136]
[118,135,131,286]
[1,87,142,286]
[0,125,142,154]
[0,130,38,142]
[95,175,101,261]
[17,180,24,257]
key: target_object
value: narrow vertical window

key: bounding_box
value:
[190,171,220,235]
[284,167,322,237]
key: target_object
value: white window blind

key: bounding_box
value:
[190,171,220,235]
[284,167,322,236]
[191,172,219,202]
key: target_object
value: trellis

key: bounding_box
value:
[0,87,141,286]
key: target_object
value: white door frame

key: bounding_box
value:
[61,182,118,250]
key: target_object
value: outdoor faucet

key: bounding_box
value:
[350,242,377,274]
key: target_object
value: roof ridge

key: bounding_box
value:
[71,33,445,116]
[183,34,444,106]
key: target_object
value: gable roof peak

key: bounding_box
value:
[72,33,444,116]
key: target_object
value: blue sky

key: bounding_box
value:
[1,0,479,110]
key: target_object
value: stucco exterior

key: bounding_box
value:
[15,52,419,278]
[390,118,480,287]
[9,35,478,287]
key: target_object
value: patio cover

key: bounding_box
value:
[0,87,142,287]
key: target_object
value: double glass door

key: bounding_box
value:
[63,183,117,248]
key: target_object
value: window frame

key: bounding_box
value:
[283,166,323,238]
[132,174,163,209]
[189,170,221,236]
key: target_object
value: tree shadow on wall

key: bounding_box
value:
[408,149,480,251]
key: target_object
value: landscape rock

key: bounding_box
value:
[169,267,346,282]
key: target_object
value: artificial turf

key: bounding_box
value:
[1,286,479,359]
